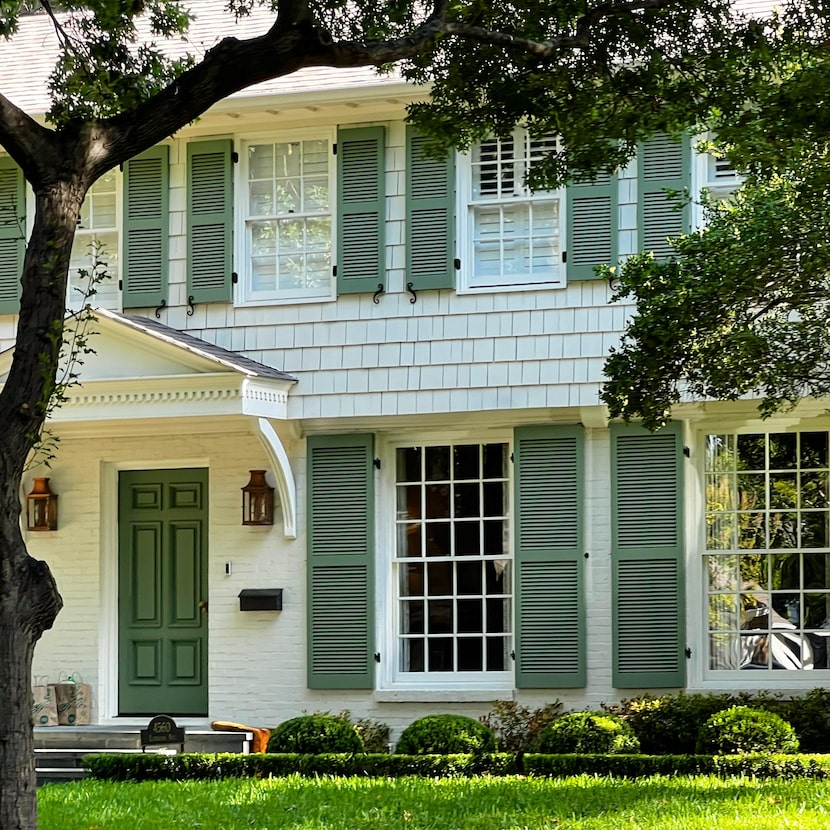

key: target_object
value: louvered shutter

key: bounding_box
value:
[337,127,385,294]
[638,134,691,260]
[307,434,375,689]
[611,422,685,688]
[514,425,585,688]
[0,157,24,314]
[566,172,618,281]
[122,145,169,308]
[405,127,455,290]
[187,139,233,304]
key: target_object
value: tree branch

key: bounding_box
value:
[0,92,63,183]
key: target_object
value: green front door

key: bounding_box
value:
[118,468,208,715]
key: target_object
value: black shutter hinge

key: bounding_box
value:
[685,647,692,659]
[453,257,461,270]
[119,162,124,172]
[510,650,516,661]
[333,144,337,155]
[231,151,239,164]
[118,279,122,291]
[584,552,589,559]
[374,652,381,663]
[232,272,239,284]
[509,453,514,463]
[187,295,195,317]
[332,265,337,277]
[683,446,690,458]
[562,250,567,263]
[374,458,381,470]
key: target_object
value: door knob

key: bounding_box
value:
[198,600,208,613]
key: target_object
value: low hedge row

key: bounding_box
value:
[83,751,830,782]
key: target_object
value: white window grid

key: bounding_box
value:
[704,431,830,672]
[459,129,564,292]
[241,131,335,304]
[393,442,512,677]
[69,170,119,310]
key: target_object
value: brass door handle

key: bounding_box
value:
[198,600,208,613]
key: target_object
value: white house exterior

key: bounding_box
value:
[0,2,825,737]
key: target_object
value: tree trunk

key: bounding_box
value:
[0,178,83,830]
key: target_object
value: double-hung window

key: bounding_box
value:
[393,442,512,683]
[460,129,564,291]
[69,170,119,310]
[243,132,335,303]
[705,430,830,674]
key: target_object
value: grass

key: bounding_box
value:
[38,774,830,829]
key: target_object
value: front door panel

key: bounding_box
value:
[119,469,208,715]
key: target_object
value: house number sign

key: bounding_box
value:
[140,714,185,751]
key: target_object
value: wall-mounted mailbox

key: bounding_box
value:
[238,588,283,612]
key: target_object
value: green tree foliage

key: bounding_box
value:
[601,25,830,429]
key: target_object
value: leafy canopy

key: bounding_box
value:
[601,31,830,431]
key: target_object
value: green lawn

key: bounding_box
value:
[39,774,830,830]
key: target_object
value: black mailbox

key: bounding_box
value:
[239,588,283,611]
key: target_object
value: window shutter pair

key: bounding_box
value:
[566,134,690,280]
[305,426,587,691]
[122,140,233,309]
[0,157,25,315]
[337,126,456,295]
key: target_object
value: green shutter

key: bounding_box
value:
[0,157,24,314]
[187,139,233,304]
[611,422,685,688]
[405,127,455,290]
[514,425,585,688]
[122,145,169,308]
[566,172,618,281]
[337,126,385,294]
[638,134,691,260]
[307,434,375,689]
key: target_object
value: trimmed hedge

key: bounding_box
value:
[84,751,830,782]
[536,712,639,755]
[84,752,519,782]
[697,706,799,755]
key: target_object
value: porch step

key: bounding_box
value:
[34,727,253,786]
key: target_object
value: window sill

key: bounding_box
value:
[374,688,512,703]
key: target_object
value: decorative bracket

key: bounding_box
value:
[253,417,297,539]
[372,283,385,304]
[406,282,417,304]
[154,299,166,319]
[187,295,195,317]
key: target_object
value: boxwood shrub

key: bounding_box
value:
[696,706,799,755]
[395,714,496,754]
[536,712,640,755]
[266,714,363,754]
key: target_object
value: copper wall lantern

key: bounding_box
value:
[241,470,274,526]
[27,477,58,531]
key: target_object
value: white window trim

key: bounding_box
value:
[375,431,515,693]
[686,423,830,692]
[68,169,122,311]
[235,127,337,307]
[691,135,743,230]
[456,128,566,295]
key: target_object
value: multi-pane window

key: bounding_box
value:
[69,171,118,309]
[394,443,511,675]
[245,136,333,301]
[705,432,830,671]
[465,129,563,290]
